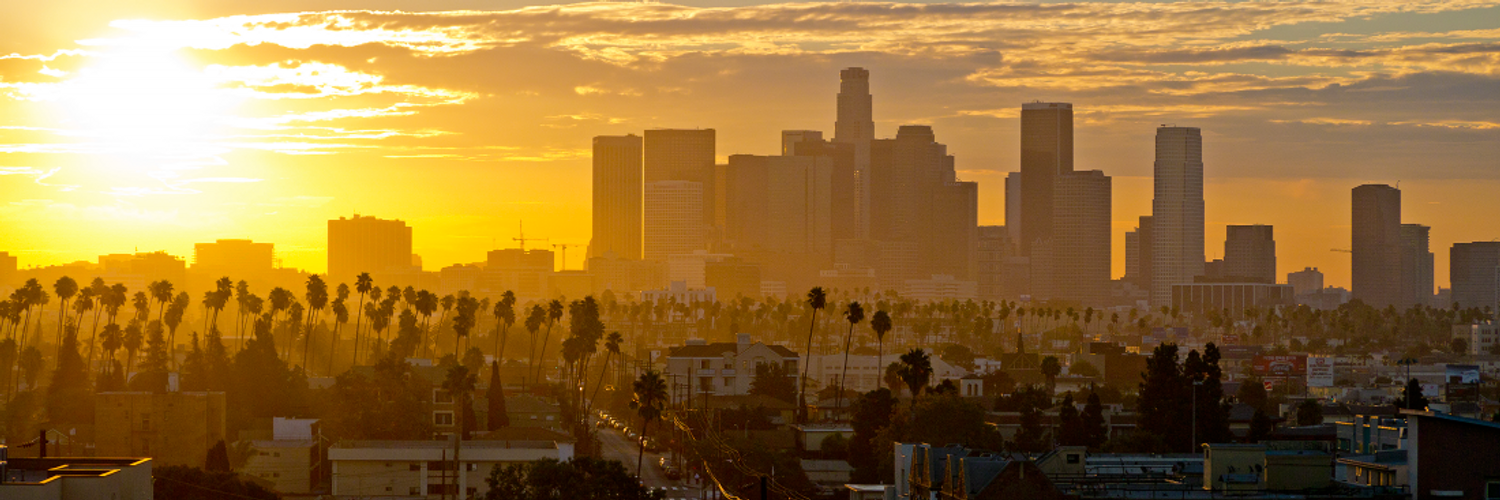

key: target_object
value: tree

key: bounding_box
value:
[493,291,516,363]
[1249,408,1274,442]
[629,370,667,476]
[1057,392,1085,446]
[46,330,92,424]
[848,388,896,483]
[993,385,1051,412]
[1070,359,1101,379]
[1137,343,1190,452]
[483,457,664,500]
[129,321,170,393]
[1040,355,1061,395]
[1396,378,1429,411]
[1237,377,1269,411]
[206,440,232,472]
[324,351,432,440]
[837,301,864,413]
[749,361,797,403]
[1296,399,1323,426]
[1081,389,1108,449]
[488,361,510,430]
[871,310,892,375]
[584,331,623,420]
[444,364,479,440]
[53,276,78,360]
[798,287,827,423]
[1012,405,1049,452]
[152,465,278,500]
[352,273,373,366]
[533,300,564,386]
[524,305,546,388]
[897,348,933,407]
[893,392,1006,452]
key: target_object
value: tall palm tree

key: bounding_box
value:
[303,275,329,371]
[234,280,251,348]
[165,292,189,369]
[492,291,516,363]
[630,369,668,477]
[837,301,864,414]
[443,363,478,439]
[72,288,94,371]
[148,280,174,324]
[452,295,480,360]
[414,291,437,357]
[1041,355,1061,396]
[897,348,932,410]
[524,305,545,388]
[53,276,78,359]
[798,287,827,423]
[871,310,892,388]
[328,295,348,376]
[123,321,143,378]
[534,300,563,385]
[585,331,622,420]
[352,273,374,366]
[436,294,456,357]
[100,323,122,378]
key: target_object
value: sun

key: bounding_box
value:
[51,42,240,161]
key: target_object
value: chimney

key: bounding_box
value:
[737,333,751,349]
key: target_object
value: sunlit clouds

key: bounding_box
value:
[0,0,1498,286]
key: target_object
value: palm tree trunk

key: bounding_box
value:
[636,418,649,477]
[535,322,554,386]
[327,321,339,376]
[352,293,365,366]
[798,309,818,423]
[837,322,854,414]
[584,352,611,421]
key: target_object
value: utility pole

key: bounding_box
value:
[1191,378,1204,452]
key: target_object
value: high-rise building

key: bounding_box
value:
[644,180,706,261]
[790,138,858,242]
[1351,184,1402,308]
[1449,242,1500,311]
[644,129,716,228]
[194,239,273,274]
[977,226,1010,300]
[1124,216,1154,290]
[1400,223,1434,308]
[591,135,643,260]
[327,215,413,282]
[484,248,554,298]
[1223,225,1276,284]
[933,180,980,281]
[1150,126,1205,306]
[1050,170,1111,305]
[867,125,976,282]
[781,130,822,155]
[724,154,833,257]
[834,68,874,238]
[0,251,15,287]
[1005,172,1022,251]
[1019,102,1073,256]
[1288,267,1324,296]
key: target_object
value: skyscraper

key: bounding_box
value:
[591,135,643,260]
[1019,102,1073,256]
[1223,225,1276,284]
[327,215,413,282]
[834,67,874,238]
[1400,223,1433,307]
[1351,184,1402,308]
[1150,126,1204,306]
[781,130,822,156]
[1287,267,1325,296]
[1005,171,1022,251]
[644,180,706,262]
[1051,170,1111,305]
[790,138,858,242]
[1449,242,1500,311]
[644,129,716,226]
[724,154,833,257]
[1125,216,1154,290]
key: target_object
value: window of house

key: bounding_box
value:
[546,415,554,421]
[1066,454,1080,464]
[408,487,417,495]
[699,360,710,370]
[435,411,455,426]
[723,377,731,387]
[1485,481,1500,500]
[467,463,479,471]
[699,377,712,390]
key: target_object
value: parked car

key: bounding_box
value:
[663,467,683,481]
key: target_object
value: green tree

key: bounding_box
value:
[1070,359,1101,379]
[443,364,479,439]
[46,330,93,424]
[206,440,232,472]
[324,351,433,440]
[1081,389,1108,449]
[1295,399,1323,426]
[1237,377,1269,411]
[848,388,896,483]
[52,276,78,360]
[1396,378,1429,411]
[1040,355,1061,395]
[897,348,933,406]
[128,321,170,393]
[837,301,864,412]
[1137,343,1190,452]
[629,370,667,476]
[1058,392,1085,446]
[483,457,663,500]
[871,310,893,374]
[488,361,510,430]
[750,361,797,403]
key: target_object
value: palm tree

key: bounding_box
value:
[328,295,348,376]
[352,273,374,366]
[630,369,668,477]
[436,294,456,357]
[123,321,143,378]
[53,276,78,360]
[452,296,480,360]
[442,364,478,439]
[100,323,122,377]
[164,292,189,369]
[72,288,94,370]
[837,301,864,414]
[585,331,622,420]
[148,280,174,323]
[871,310,892,383]
[535,300,563,385]
[798,287,827,423]
[303,275,329,371]
[492,291,516,363]
[897,348,932,409]
[523,305,545,388]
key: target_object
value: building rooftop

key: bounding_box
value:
[667,342,798,359]
[333,440,560,450]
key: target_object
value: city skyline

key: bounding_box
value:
[2,1,1499,291]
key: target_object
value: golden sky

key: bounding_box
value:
[1,0,1498,290]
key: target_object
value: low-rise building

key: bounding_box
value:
[329,439,573,499]
[663,334,799,403]
[1453,322,1500,355]
[242,440,317,494]
[94,392,227,468]
[0,452,152,500]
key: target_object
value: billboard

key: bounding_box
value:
[1307,356,1335,388]
[1253,355,1307,378]
[1446,364,1480,402]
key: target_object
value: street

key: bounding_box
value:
[595,419,706,499]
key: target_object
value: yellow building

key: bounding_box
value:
[94,392,227,468]
[329,439,573,498]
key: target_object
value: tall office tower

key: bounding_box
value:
[932,180,979,281]
[1150,126,1204,306]
[644,129,716,226]
[977,226,1011,300]
[193,239,274,277]
[834,68,874,237]
[0,251,15,286]
[644,181,706,261]
[790,138,858,242]
[1287,267,1324,296]
[781,130,823,156]
[1124,216,1154,289]
[1223,225,1276,283]
[1449,242,1500,311]
[1005,172,1023,250]
[328,215,413,282]
[591,135,643,260]
[724,154,833,257]
[1019,102,1073,256]
[1400,224,1434,307]
[1351,184,1402,308]
[1051,171,1111,305]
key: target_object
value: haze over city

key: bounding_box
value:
[3,2,1500,500]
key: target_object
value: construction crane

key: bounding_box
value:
[553,243,580,271]
[513,221,548,251]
